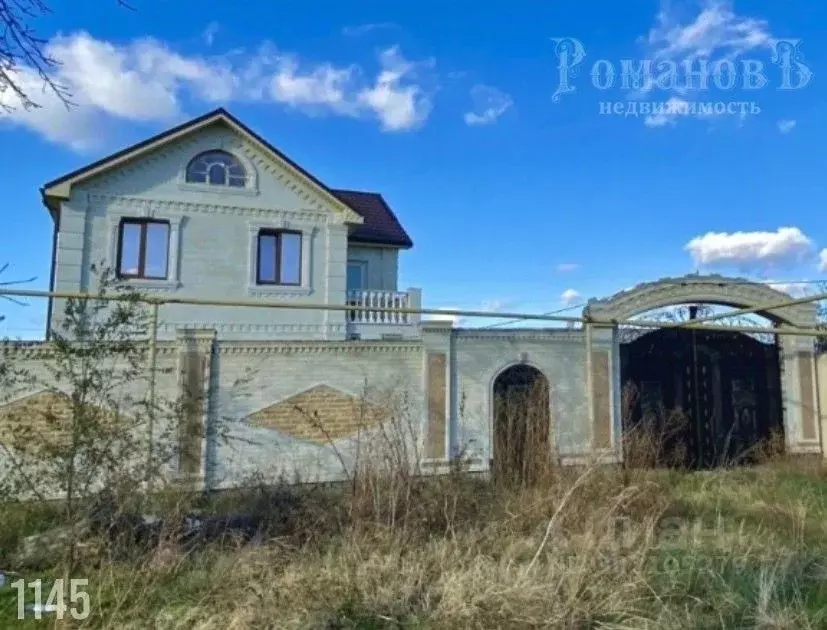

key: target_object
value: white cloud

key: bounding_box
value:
[0,32,435,150]
[268,47,434,132]
[819,249,827,272]
[684,227,814,271]
[556,263,580,273]
[643,97,690,127]
[423,307,463,326]
[341,23,397,37]
[202,22,220,46]
[646,0,773,62]
[0,32,238,149]
[561,289,582,307]
[778,119,797,133]
[0,66,100,151]
[268,57,358,114]
[481,299,510,312]
[357,47,433,132]
[767,281,811,298]
[463,84,513,126]
[639,1,776,128]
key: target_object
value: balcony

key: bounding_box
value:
[346,288,422,339]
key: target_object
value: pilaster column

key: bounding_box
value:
[421,322,453,464]
[780,334,820,454]
[586,323,620,462]
[324,224,349,340]
[175,327,217,489]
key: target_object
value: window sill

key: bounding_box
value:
[178,182,259,197]
[247,284,313,299]
[117,278,182,292]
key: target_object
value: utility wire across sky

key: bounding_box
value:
[474,277,827,330]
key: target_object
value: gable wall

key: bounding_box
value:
[49,124,353,340]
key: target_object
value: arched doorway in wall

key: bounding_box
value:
[584,276,816,469]
[492,364,551,484]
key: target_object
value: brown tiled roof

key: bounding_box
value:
[332,189,413,249]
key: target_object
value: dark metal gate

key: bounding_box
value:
[620,327,783,469]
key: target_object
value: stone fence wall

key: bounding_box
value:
[2,321,824,498]
[0,324,612,494]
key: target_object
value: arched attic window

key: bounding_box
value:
[185,150,247,187]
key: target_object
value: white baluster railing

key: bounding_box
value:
[347,290,413,325]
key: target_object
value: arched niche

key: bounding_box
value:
[491,363,551,483]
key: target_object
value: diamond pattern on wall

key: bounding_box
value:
[246,385,384,444]
[0,390,134,455]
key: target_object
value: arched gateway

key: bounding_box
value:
[583,275,820,468]
[583,274,815,327]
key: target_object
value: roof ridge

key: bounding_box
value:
[332,187,383,196]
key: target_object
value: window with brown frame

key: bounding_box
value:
[256,229,302,285]
[117,218,170,280]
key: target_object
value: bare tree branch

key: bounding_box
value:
[0,0,133,112]
[0,262,36,320]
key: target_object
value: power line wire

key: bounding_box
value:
[469,278,827,330]
[479,303,588,330]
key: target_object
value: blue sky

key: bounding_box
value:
[1,0,826,336]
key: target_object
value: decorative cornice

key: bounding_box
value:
[1,340,181,359]
[0,342,52,360]
[88,194,334,225]
[584,274,817,328]
[422,321,454,333]
[217,340,424,355]
[176,328,217,351]
[157,322,345,335]
[75,120,361,225]
[244,289,315,300]
[248,221,320,235]
[116,280,183,294]
[237,140,361,221]
[452,328,586,343]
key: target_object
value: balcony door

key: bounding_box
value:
[347,262,367,322]
[347,261,367,293]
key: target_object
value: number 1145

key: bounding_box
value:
[11,578,90,620]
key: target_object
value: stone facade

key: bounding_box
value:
[206,339,425,486]
[246,384,385,444]
[5,114,823,499]
[0,391,129,455]
[44,116,415,342]
[2,283,825,495]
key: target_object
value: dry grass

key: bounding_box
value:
[3,463,826,628]
[2,388,826,629]
[3,463,822,629]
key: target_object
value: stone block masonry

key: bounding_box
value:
[246,384,386,444]
[0,328,621,494]
[14,285,823,495]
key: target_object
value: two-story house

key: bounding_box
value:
[32,108,636,487]
[15,107,820,489]
[41,108,421,341]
